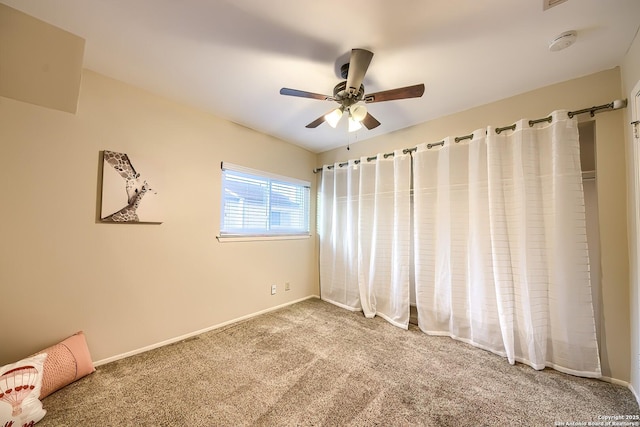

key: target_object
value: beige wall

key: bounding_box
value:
[0,69,319,365]
[621,29,640,399]
[0,4,84,113]
[318,68,631,383]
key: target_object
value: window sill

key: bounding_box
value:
[216,234,311,243]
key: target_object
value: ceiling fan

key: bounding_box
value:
[280,48,425,132]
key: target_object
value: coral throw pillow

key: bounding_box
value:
[33,331,95,399]
[0,353,47,426]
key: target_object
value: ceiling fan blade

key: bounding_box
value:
[346,49,374,96]
[361,112,381,130]
[364,84,425,103]
[305,112,332,128]
[280,88,333,101]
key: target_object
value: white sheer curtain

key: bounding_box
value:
[319,150,411,328]
[413,110,601,377]
[318,160,361,311]
[413,134,504,352]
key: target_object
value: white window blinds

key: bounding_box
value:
[220,162,310,238]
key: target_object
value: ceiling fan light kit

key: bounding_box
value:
[348,114,363,132]
[325,107,344,128]
[350,104,368,122]
[280,48,425,132]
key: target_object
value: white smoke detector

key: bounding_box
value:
[549,30,577,52]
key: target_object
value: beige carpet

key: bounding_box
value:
[40,298,639,426]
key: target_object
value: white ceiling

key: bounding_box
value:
[2,0,639,153]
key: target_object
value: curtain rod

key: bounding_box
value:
[313,99,627,173]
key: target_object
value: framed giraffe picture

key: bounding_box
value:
[100,150,163,223]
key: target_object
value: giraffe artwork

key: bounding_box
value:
[103,150,144,204]
[100,150,162,223]
[102,181,155,222]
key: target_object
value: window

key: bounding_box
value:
[219,162,310,241]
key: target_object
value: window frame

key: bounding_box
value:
[218,162,311,242]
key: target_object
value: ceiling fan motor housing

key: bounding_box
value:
[333,81,364,106]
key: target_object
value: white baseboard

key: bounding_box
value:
[599,375,630,388]
[93,295,320,367]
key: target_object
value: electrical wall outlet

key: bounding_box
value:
[271,284,276,295]
[285,282,290,291]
